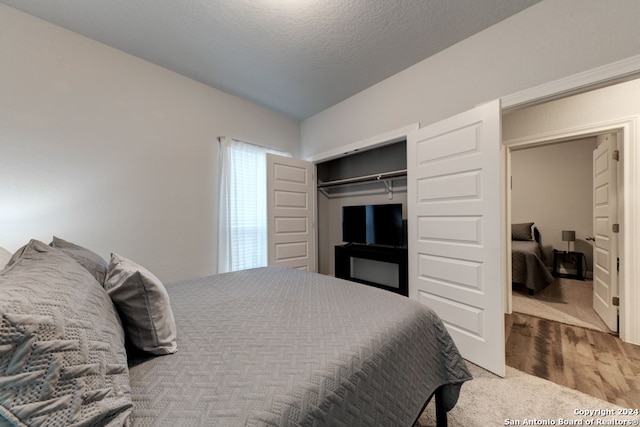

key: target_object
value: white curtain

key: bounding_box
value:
[217,137,289,273]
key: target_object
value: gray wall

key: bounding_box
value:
[0,5,300,282]
[301,0,640,160]
[5,0,640,284]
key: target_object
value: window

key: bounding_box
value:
[217,138,289,272]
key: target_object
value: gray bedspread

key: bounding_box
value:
[127,266,471,426]
[511,240,554,293]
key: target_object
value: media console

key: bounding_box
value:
[335,244,408,296]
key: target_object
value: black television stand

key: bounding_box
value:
[335,244,408,296]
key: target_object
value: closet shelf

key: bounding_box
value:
[317,169,407,189]
[317,169,407,199]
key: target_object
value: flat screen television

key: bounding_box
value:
[342,203,404,247]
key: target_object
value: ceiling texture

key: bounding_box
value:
[2,0,541,119]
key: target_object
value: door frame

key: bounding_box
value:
[305,123,420,278]
[503,116,638,343]
[305,123,420,163]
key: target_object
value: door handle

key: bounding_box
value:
[586,236,595,241]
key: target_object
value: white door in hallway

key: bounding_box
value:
[592,133,619,332]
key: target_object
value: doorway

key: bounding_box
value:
[508,133,620,333]
[502,76,640,344]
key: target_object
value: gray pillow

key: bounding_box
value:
[50,236,109,285]
[512,222,535,241]
[0,246,11,269]
[5,243,27,267]
[104,253,177,355]
[0,240,132,425]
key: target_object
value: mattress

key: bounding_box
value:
[126,266,471,426]
[512,240,554,293]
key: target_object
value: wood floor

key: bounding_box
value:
[505,312,640,408]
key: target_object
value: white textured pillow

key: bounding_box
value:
[104,253,177,355]
[0,246,11,269]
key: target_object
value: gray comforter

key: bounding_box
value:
[127,267,471,426]
[512,240,554,293]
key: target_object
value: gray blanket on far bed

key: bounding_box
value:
[512,240,554,293]
[127,266,471,426]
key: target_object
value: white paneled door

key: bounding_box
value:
[266,154,316,271]
[407,100,505,376]
[592,134,619,332]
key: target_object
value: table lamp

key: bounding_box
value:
[562,230,575,253]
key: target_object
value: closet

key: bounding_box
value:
[315,141,407,277]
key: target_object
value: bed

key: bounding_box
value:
[0,238,472,426]
[511,222,554,294]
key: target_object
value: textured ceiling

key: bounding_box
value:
[1,0,541,119]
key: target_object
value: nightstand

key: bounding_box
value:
[552,249,584,280]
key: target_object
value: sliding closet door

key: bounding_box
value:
[407,100,505,377]
[266,154,316,271]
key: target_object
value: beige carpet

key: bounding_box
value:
[512,278,610,332]
[416,362,634,426]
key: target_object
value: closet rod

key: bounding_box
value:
[317,169,407,189]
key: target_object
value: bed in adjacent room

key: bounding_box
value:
[511,222,554,294]
[0,238,472,427]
